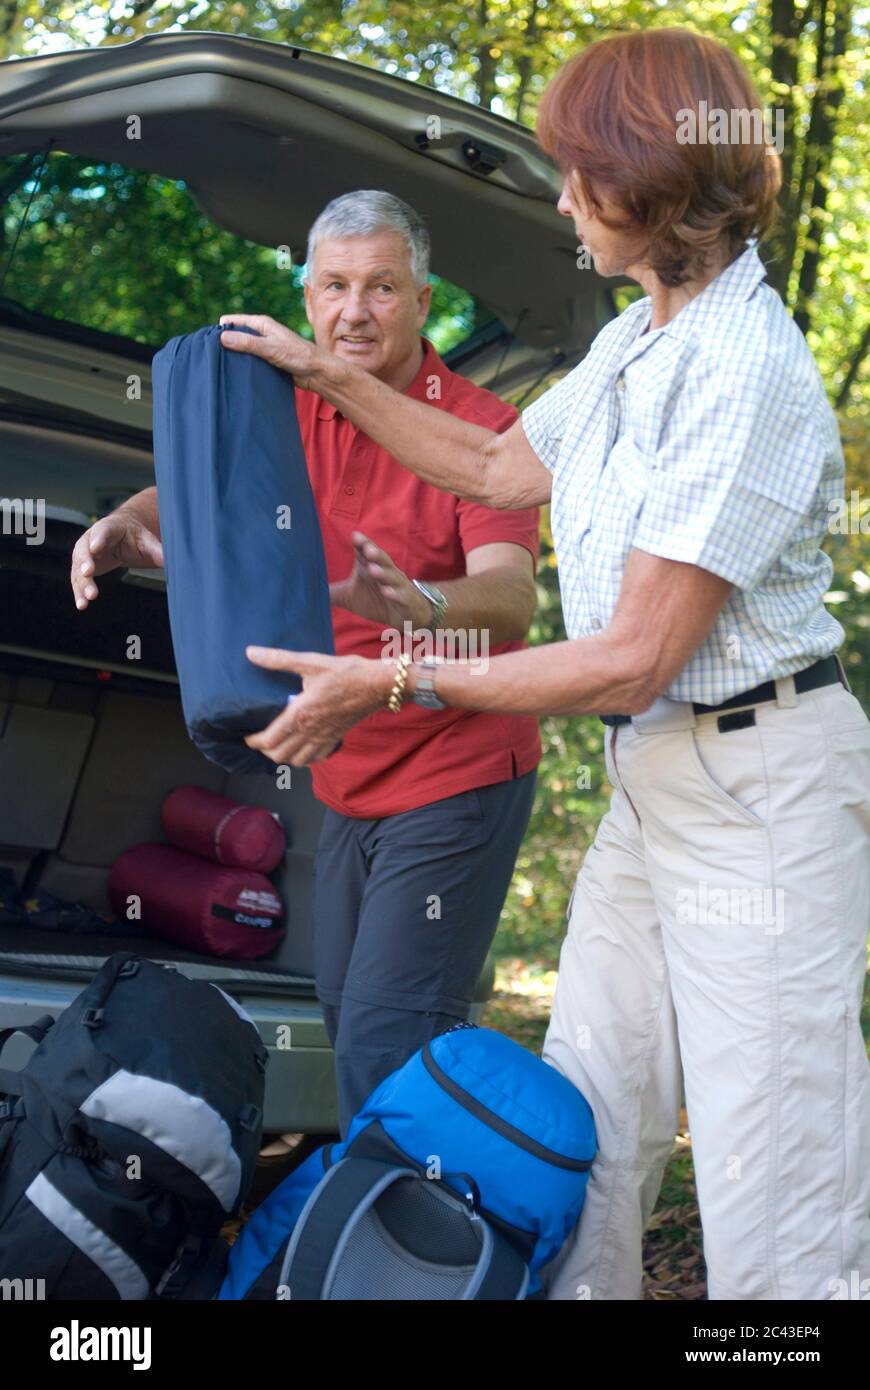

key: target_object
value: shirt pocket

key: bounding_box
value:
[605,434,652,519]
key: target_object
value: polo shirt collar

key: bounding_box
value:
[315,337,444,420]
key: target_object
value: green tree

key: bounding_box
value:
[1,0,867,966]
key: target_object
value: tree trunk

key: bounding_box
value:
[514,0,542,125]
[475,0,497,108]
[776,0,828,302]
[766,0,803,299]
[793,0,850,335]
[835,318,870,408]
[0,0,22,61]
[0,152,49,289]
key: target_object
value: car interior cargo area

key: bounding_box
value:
[0,517,322,992]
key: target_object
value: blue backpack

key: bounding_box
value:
[219,1025,596,1300]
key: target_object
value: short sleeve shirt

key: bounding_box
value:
[520,243,845,704]
[296,338,542,819]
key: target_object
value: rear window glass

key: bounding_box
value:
[0,151,497,355]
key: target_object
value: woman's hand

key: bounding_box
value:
[330,531,432,630]
[243,647,394,766]
[218,314,323,389]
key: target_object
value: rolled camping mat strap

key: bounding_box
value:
[279,1157,420,1301]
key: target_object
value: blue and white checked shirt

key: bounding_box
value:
[521,242,845,704]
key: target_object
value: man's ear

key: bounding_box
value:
[303,277,314,327]
[416,280,433,329]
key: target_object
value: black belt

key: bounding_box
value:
[600,655,845,728]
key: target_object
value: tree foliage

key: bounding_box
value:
[1,0,866,964]
[2,0,867,405]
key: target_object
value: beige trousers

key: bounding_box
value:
[541,680,870,1301]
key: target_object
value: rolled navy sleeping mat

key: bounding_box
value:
[161,784,287,873]
[150,322,335,775]
[108,843,285,960]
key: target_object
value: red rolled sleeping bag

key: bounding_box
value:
[161,784,286,872]
[108,843,285,959]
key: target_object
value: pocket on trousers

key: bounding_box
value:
[688,723,769,827]
[565,878,578,922]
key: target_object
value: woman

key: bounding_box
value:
[219,28,870,1300]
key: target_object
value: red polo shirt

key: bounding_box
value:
[295,337,542,819]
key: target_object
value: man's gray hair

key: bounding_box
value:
[305,190,431,286]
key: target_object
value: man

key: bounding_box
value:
[71,190,541,1137]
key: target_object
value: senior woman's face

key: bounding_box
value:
[557,173,644,278]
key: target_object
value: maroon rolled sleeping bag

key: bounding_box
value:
[161,784,286,872]
[109,843,285,959]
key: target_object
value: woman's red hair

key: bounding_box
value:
[537,28,781,285]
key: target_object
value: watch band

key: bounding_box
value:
[412,658,446,710]
[412,578,448,632]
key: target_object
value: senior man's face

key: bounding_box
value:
[303,230,432,387]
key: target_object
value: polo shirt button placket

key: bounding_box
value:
[333,439,368,518]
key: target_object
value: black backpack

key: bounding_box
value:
[0,952,267,1299]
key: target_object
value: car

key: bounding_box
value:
[0,30,616,1138]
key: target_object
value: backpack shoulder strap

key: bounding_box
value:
[279,1157,529,1301]
[472,1230,530,1300]
[279,1157,409,1300]
[0,1014,56,1098]
[0,1014,55,1058]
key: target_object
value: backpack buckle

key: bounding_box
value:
[118,958,141,978]
[154,1234,203,1298]
[443,1170,481,1219]
[238,1103,261,1133]
[82,1007,104,1029]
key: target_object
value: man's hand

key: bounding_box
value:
[330,531,432,630]
[218,314,322,387]
[243,647,393,766]
[71,512,164,610]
